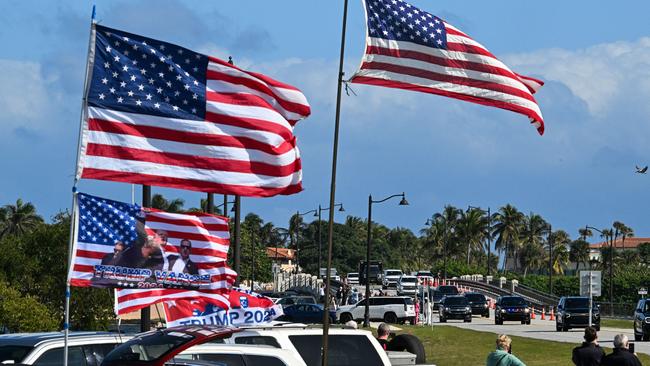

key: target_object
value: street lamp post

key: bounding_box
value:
[364,192,409,328]
[586,225,614,316]
[467,206,491,276]
[296,209,318,274]
[317,203,345,277]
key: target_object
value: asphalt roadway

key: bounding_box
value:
[424,309,650,355]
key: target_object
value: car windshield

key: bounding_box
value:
[432,290,443,298]
[103,331,193,363]
[418,272,433,277]
[386,271,402,276]
[348,273,358,278]
[0,345,33,364]
[565,298,589,308]
[465,294,485,302]
[445,297,468,305]
[439,286,458,294]
[401,277,416,283]
[501,297,526,306]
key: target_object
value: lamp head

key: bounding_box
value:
[398,193,409,206]
[338,204,345,212]
[313,211,318,217]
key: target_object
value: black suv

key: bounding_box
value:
[438,285,459,296]
[495,296,530,325]
[464,292,490,318]
[634,298,650,341]
[438,295,472,322]
[556,296,600,332]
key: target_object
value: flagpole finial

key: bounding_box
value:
[228,56,233,65]
[91,5,96,23]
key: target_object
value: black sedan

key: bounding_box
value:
[438,295,472,322]
[495,296,531,325]
[464,292,490,318]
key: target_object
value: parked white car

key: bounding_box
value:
[382,269,403,289]
[397,275,418,296]
[337,296,416,324]
[179,343,307,365]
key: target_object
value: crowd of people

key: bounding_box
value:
[483,327,643,366]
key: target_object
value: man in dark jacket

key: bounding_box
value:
[601,334,642,366]
[572,327,605,366]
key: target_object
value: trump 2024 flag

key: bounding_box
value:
[351,0,545,134]
[76,24,311,196]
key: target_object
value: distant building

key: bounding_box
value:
[266,247,297,273]
[589,237,650,262]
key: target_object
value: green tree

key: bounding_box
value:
[569,239,590,271]
[518,213,548,275]
[639,242,650,265]
[548,230,570,275]
[492,204,524,272]
[0,282,58,332]
[151,194,185,212]
[0,199,44,238]
[458,208,488,266]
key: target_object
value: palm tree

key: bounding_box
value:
[151,194,184,213]
[433,205,461,264]
[569,239,590,271]
[578,227,593,241]
[548,230,570,275]
[457,208,487,265]
[618,223,634,250]
[0,199,44,238]
[492,204,525,272]
[518,241,545,277]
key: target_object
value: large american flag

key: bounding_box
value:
[350,0,545,134]
[68,192,236,293]
[76,25,311,196]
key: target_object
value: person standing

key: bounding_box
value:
[572,327,605,366]
[414,298,420,325]
[376,323,390,351]
[486,334,526,366]
[601,334,642,366]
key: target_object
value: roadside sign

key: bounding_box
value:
[579,271,601,297]
[639,287,648,295]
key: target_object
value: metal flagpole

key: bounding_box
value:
[65,7,97,366]
[140,186,151,331]
[234,195,241,286]
[322,0,349,364]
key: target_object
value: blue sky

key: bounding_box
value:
[2,0,650,243]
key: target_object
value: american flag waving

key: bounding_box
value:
[76,25,311,196]
[351,0,545,134]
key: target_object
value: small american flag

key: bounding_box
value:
[351,0,545,134]
[68,192,236,293]
[76,25,311,196]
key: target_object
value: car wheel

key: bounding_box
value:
[464,317,471,323]
[387,334,426,364]
[526,319,531,325]
[521,320,526,324]
[595,325,601,332]
[339,313,353,324]
[384,312,398,324]
[644,333,650,342]
[440,316,446,323]
[635,333,643,341]
[556,323,562,332]
[563,325,569,332]
[495,318,501,325]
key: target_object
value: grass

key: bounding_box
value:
[383,325,650,366]
[601,318,634,329]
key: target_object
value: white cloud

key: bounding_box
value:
[0,59,56,130]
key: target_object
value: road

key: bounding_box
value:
[423,309,650,355]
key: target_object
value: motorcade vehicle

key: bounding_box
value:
[347,272,359,285]
[438,295,472,322]
[437,285,459,296]
[358,260,383,285]
[415,271,435,285]
[275,296,317,308]
[319,267,338,279]
[277,303,337,324]
[382,269,404,289]
[397,275,418,296]
[556,296,600,332]
[463,292,490,317]
[177,343,307,365]
[0,331,129,365]
[337,296,416,324]
[635,298,650,341]
[494,296,531,325]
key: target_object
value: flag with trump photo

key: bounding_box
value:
[351,0,545,134]
[161,288,283,327]
[68,192,236,292]
[76,24,311,197]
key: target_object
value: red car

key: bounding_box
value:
[101,326,240,366]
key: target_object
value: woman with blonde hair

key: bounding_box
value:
[486,334,527,366]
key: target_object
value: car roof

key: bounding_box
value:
[399,275,416,278]
[0,332,124,347]
[443,295,466,299]
[499,295,525,300]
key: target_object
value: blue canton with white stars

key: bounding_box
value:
[88,25,208,121]
[365,0,447,49]
[77,193,143,247]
